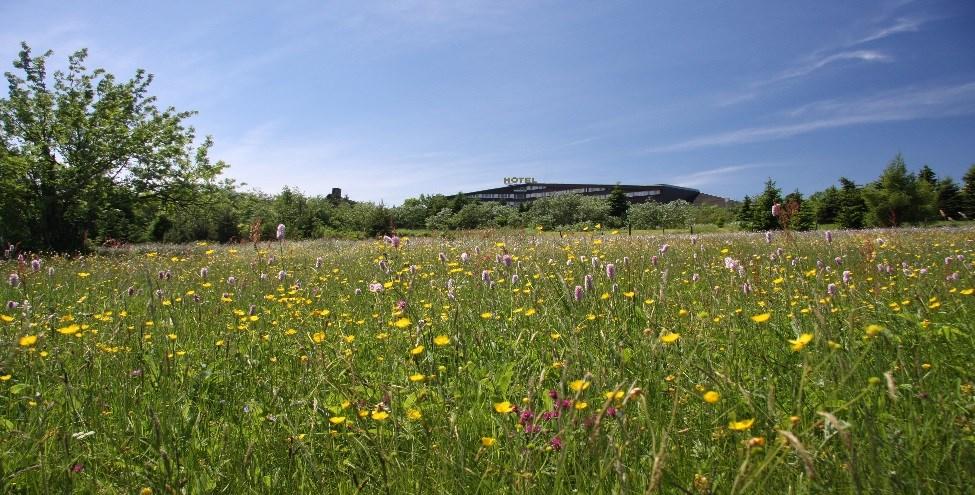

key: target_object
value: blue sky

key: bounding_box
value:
[3,0,974,204]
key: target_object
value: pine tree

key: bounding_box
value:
[751,179,783,231]
[836,178,866,229]
[607,185,629,222]
[736,196,753,230]
[962,164,975,219]
[936,177,963,220]
[919,165,937,186]
[784,191,815,231]
[861,154,935,226]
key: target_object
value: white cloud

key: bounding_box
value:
[669,164,771,188]
[717,15,926,107]
[652,82,975,152]
[854,17,924,45]
[774,50,892,83]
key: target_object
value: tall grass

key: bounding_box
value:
[1,228,973,493]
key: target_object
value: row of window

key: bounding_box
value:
[473,188,661,200]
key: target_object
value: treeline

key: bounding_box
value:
[737,155,975,231]
[3,44,975,252]
[132,188,720,247]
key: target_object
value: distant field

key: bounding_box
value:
[2,228,974,493]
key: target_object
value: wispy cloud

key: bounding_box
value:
[669,164,771,188]
[718,15,926,106]
[652,82,975,152]
[773,50,892,83]
[853,16,924,45]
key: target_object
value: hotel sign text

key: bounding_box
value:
[504,177,538,185]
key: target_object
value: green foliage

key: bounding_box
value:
[962,164,975,218]
[740,179,782,231]
[607,185,629,221]
[0,44,226,251]
[692,204,734,228]
[626,200,692,230]
[862,154,936,227]
[736,196,753,228]
[524,194,610,229]
[811,186,841,224]
[782,191,815,231]
[936,177,964,220]
[835,178,866,229]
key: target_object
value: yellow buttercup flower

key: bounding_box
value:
[19,335,37,347]
[56,324,81,335]
[702,391,720,404]
[371,410,389,421]
[865,324,884,337]
[789,333,813,352]
[481,436,497,447]
[569,379,590,392]
[660,332,680,344]
[729,418,755,431]
[433,335,450,346]
[750,313,771,323]
[494,401,514,413]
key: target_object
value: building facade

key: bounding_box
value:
[464,183,729,206]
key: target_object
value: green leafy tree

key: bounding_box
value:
[627,201,663,229]
[0,43,226,250]
[660,200,693,230]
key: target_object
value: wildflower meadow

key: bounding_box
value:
[2,227,974,493]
